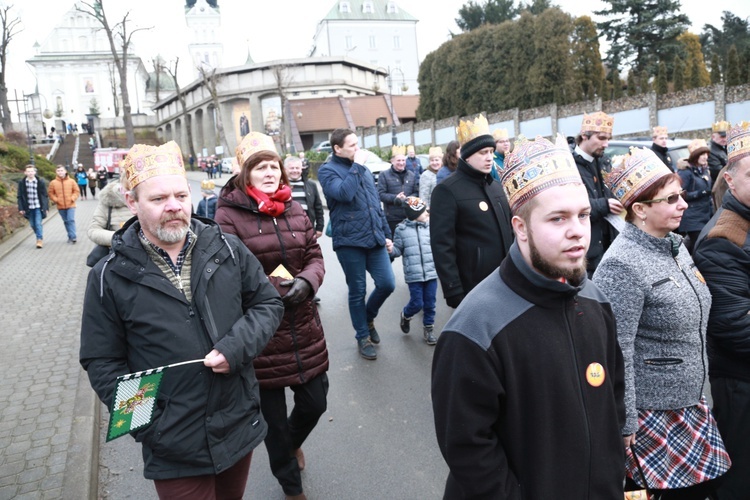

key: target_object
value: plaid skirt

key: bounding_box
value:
[626,398,731,490]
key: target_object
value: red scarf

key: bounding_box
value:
[245,184,291,217]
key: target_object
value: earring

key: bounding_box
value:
[641,217,646,226]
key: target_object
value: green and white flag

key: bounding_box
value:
[107,359,204,442]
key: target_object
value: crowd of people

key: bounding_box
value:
[37,112,746,499]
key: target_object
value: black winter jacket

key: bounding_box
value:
[17,175,49,217]
[377,166,418,223]
[677,163,713,233]
[573,151,616,274]
[708,140,727,184]
[651,143,674,171]
[80,217,284,480]
[432,244,626,499]
[429,159,513,305]
[693,191,750,382]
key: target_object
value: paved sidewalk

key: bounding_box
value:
[0,198,101,500]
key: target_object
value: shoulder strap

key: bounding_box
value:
[106,205,113,231]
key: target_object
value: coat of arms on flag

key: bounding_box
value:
[107,368,164,441]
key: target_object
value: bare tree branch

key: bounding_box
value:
[198,65,229,156]
[165,57,196,160]
[0,4,23,131]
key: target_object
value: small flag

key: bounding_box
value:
[107,368,165,441]
[106,358,207,442]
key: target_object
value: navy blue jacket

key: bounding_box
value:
[678,164,713,233]
[377,166,418,224]
[318,153,391,250]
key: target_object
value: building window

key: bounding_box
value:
[345,36,353,49]
[339,1,350,13]
[387,1,397,13]
[369,35,376,49]
[293,92,299,96]
[329,89,336,93]
[393,36,400,49]
[312,90,318,95]
[363,1,373,13]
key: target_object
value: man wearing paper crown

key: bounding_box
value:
[708,120,730,184]
[432,134,626,499]
[430,114,513,308]
[405,144,423,186]
[378,144,419,237]
[694,121,750,499]
[650,125,673,170]
[573,111,624,276]
[80,140,284,498]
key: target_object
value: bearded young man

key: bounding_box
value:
[80,141,283,500]
[432,135,626,499]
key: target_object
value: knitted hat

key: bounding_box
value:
[404,196,427,220]
[236,132,277,167]
[604,147,673,208]
[501,134,582,214]
[457,114,495,160]
[122,141,185,190]
[727,121,750,165]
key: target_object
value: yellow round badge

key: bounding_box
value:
[479,201,488,211]
[586,362,605,387]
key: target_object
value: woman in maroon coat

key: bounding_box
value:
[215,132,327,500]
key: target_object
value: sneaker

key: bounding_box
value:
[357,337,377,360]
[400,311,411,334]
[293,448,305,471]
[423,325,437,346]
[367,321,380,344]
[36,239,43,249]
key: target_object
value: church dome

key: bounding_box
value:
[145,70,177,92]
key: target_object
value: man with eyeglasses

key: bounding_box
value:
[693,121,750,499]
[573,111,623,276]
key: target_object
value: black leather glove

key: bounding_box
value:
[446,293,465,309]
[280,278,312,305]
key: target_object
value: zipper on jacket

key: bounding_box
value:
[416,225,426,281]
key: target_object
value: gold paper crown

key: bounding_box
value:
[122,141,185,190]
[712,121,731,133]
[201,180,215,190]
[687,139,709,156]
[457,114,491,145]
[604,147,673,208]
[728,121,750,164]
[581,111,614,135]
[492,128,509,141]
[236,132,278,167]
[406,145,415,154]
[391,145,406,157]
[428,146,443,157]
[652,126,668,137]
[501,134,582,213]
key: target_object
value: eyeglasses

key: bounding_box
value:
[639,191,685,205]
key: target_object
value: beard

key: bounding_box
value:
[144,212,190,244]
[528,230,587,285]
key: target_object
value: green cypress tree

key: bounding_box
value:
[710,53,722,84]
[572,16,605,100]
[673,56,685,91]
[726,45,740,86]
[678,32,711,88]
[656,61,668,94]
[627,70,638,96]
[612,68,624,99]
[639,70,651,93]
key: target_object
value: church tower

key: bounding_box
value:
[185,0,223,78]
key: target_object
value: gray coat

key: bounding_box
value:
[391,219,437,283]
[593,223,711,435]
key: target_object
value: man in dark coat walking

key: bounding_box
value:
[430,114,513,308]
[572,111,623,276]
[650,125,674,171]
[80,141,284,499]
[378,145,418,237]
[708,120,729,184]
[17,164,49,248]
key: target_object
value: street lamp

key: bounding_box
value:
[374,66,407,146]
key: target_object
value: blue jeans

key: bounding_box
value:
[26,208,43,240]
[58,208,76,240]
[335,245,395,340]
[404,279,438,326]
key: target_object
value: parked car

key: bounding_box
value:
[605,138,690,168]
[313,140,332,153]
[324,151,390,182]
[416,154,430,169]
[221,157,234,174]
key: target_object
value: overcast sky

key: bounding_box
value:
[6,0,750,96]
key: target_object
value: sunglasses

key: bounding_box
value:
[639,190,686,205]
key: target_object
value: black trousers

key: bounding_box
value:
[259,373,329,496]
[710,376,750,499]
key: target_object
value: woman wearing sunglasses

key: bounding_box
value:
[593,147,730,499]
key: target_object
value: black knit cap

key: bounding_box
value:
[460,134,496,160]
[404,196,427,220]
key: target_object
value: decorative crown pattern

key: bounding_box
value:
[457,114,491,145]
[581,111,614,135]
[603,147,672,208]
[712,120,731,133]
[728,121,750,164]
[501,134,581,213]
[123,141,185,190]
[652,126,668,137]
[236,132,278,167]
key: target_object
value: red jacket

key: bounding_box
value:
[215,182,328,389]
